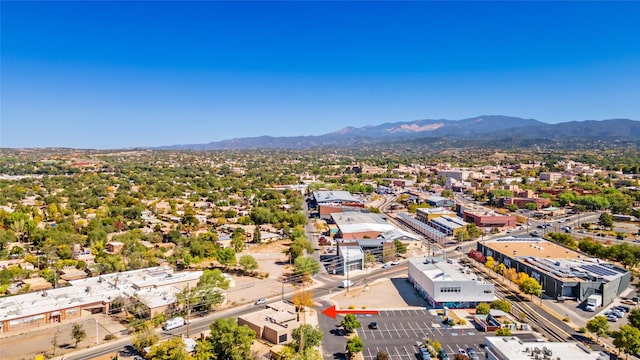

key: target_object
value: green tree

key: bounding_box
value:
[382,243,397,263]
[177,270,227,314]
[346,336,364,355]
[231,228,246,252]
[294,256,320,277]
[253,226,261,243]
[197,318,256,360]
[612,324,640,359]
[466,223,482,239]
[339,313,361,334]
[393,239,407,255]
[599,212,614,229]
[519,277,542,297]
[71,323,86,348]
[524,202,538,211]
[147,337,193,360]
[291,324,323,352]
[495,328,512,336]
[586,315,609,342]
[239,255,259,274]
[441,189,454,199]
[217,248,237,266]
[628,308,640,328]
[364,251,377,267]
[491,299,512,313]
[476,303,491,315]
[287,236,313,260]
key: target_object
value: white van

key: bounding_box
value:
[162,316,186,331]
[339,280,353,288]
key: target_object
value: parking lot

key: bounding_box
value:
[355,309,489,360]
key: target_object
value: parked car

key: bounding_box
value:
[254,298,267,305]
[617,305,631,312]
[368,322,378,329]
[455,246,462,251]
[437,349,449,360]
[607,315,618,322]
[458,349,467,356]
[382,263,390,269]
[390,260,400,266]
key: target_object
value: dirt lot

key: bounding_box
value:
[330,276,429,309]
[242,240,292,281]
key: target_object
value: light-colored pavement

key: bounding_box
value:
[330,276,428,310]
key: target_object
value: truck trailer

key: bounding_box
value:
[585,294,603,312]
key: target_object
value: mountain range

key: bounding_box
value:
[155,115,640,150]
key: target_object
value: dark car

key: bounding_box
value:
[368,322,378,329]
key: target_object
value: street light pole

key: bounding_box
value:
[95,319,99,344]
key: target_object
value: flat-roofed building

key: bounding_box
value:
[313,190,362,205]
[0,266,205,334]
[331,212,395,240]
[429,215,468,236]
[539,172,563,183]
[425,196,455,208]
[408,257,495,309]
[416,207,457,223]
[439,169,472,181]
[336,245,364,275]
[478,237,630,304]
[484,336,609,360]
[457,205,516,228]
[238,301,300,345]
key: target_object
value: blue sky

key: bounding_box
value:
[2,1,639,149]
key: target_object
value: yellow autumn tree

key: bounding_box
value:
[484,256,495,269]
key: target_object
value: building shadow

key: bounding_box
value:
[390,277,430,307]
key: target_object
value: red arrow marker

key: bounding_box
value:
[321,305,379,319]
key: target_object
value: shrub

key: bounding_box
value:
[104,334,116,341]
[577,327,586,333]
[563,316,570,322]
[348,305,356,309]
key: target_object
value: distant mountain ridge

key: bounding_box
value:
[155,116,640,150]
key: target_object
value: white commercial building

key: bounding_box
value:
[0,266,205,333]
[408,257,495,309]
[484,336,609,360]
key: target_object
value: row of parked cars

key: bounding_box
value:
[419,345,481,360]
[605,305,631,322]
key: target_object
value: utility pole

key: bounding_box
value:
[185,284,191,338]
[346,246,350,293]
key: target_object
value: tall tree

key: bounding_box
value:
[599,212,614,229]
[612,324,640,359]
[519,277,542,298]
[294,256,320,277]
[346,336,364,356]
[340,314,361,334]
[291,324,323,352]
[393,240,407,255]
[491,299,511,313]
[147,337,193,360]
[586,315,609,342]
[196,318,256,360]
[239,255,259,274]
[71,323,86,348]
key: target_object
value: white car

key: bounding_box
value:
[390,260,400,266]
[255,298,267,305]
[382,263,390,269]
